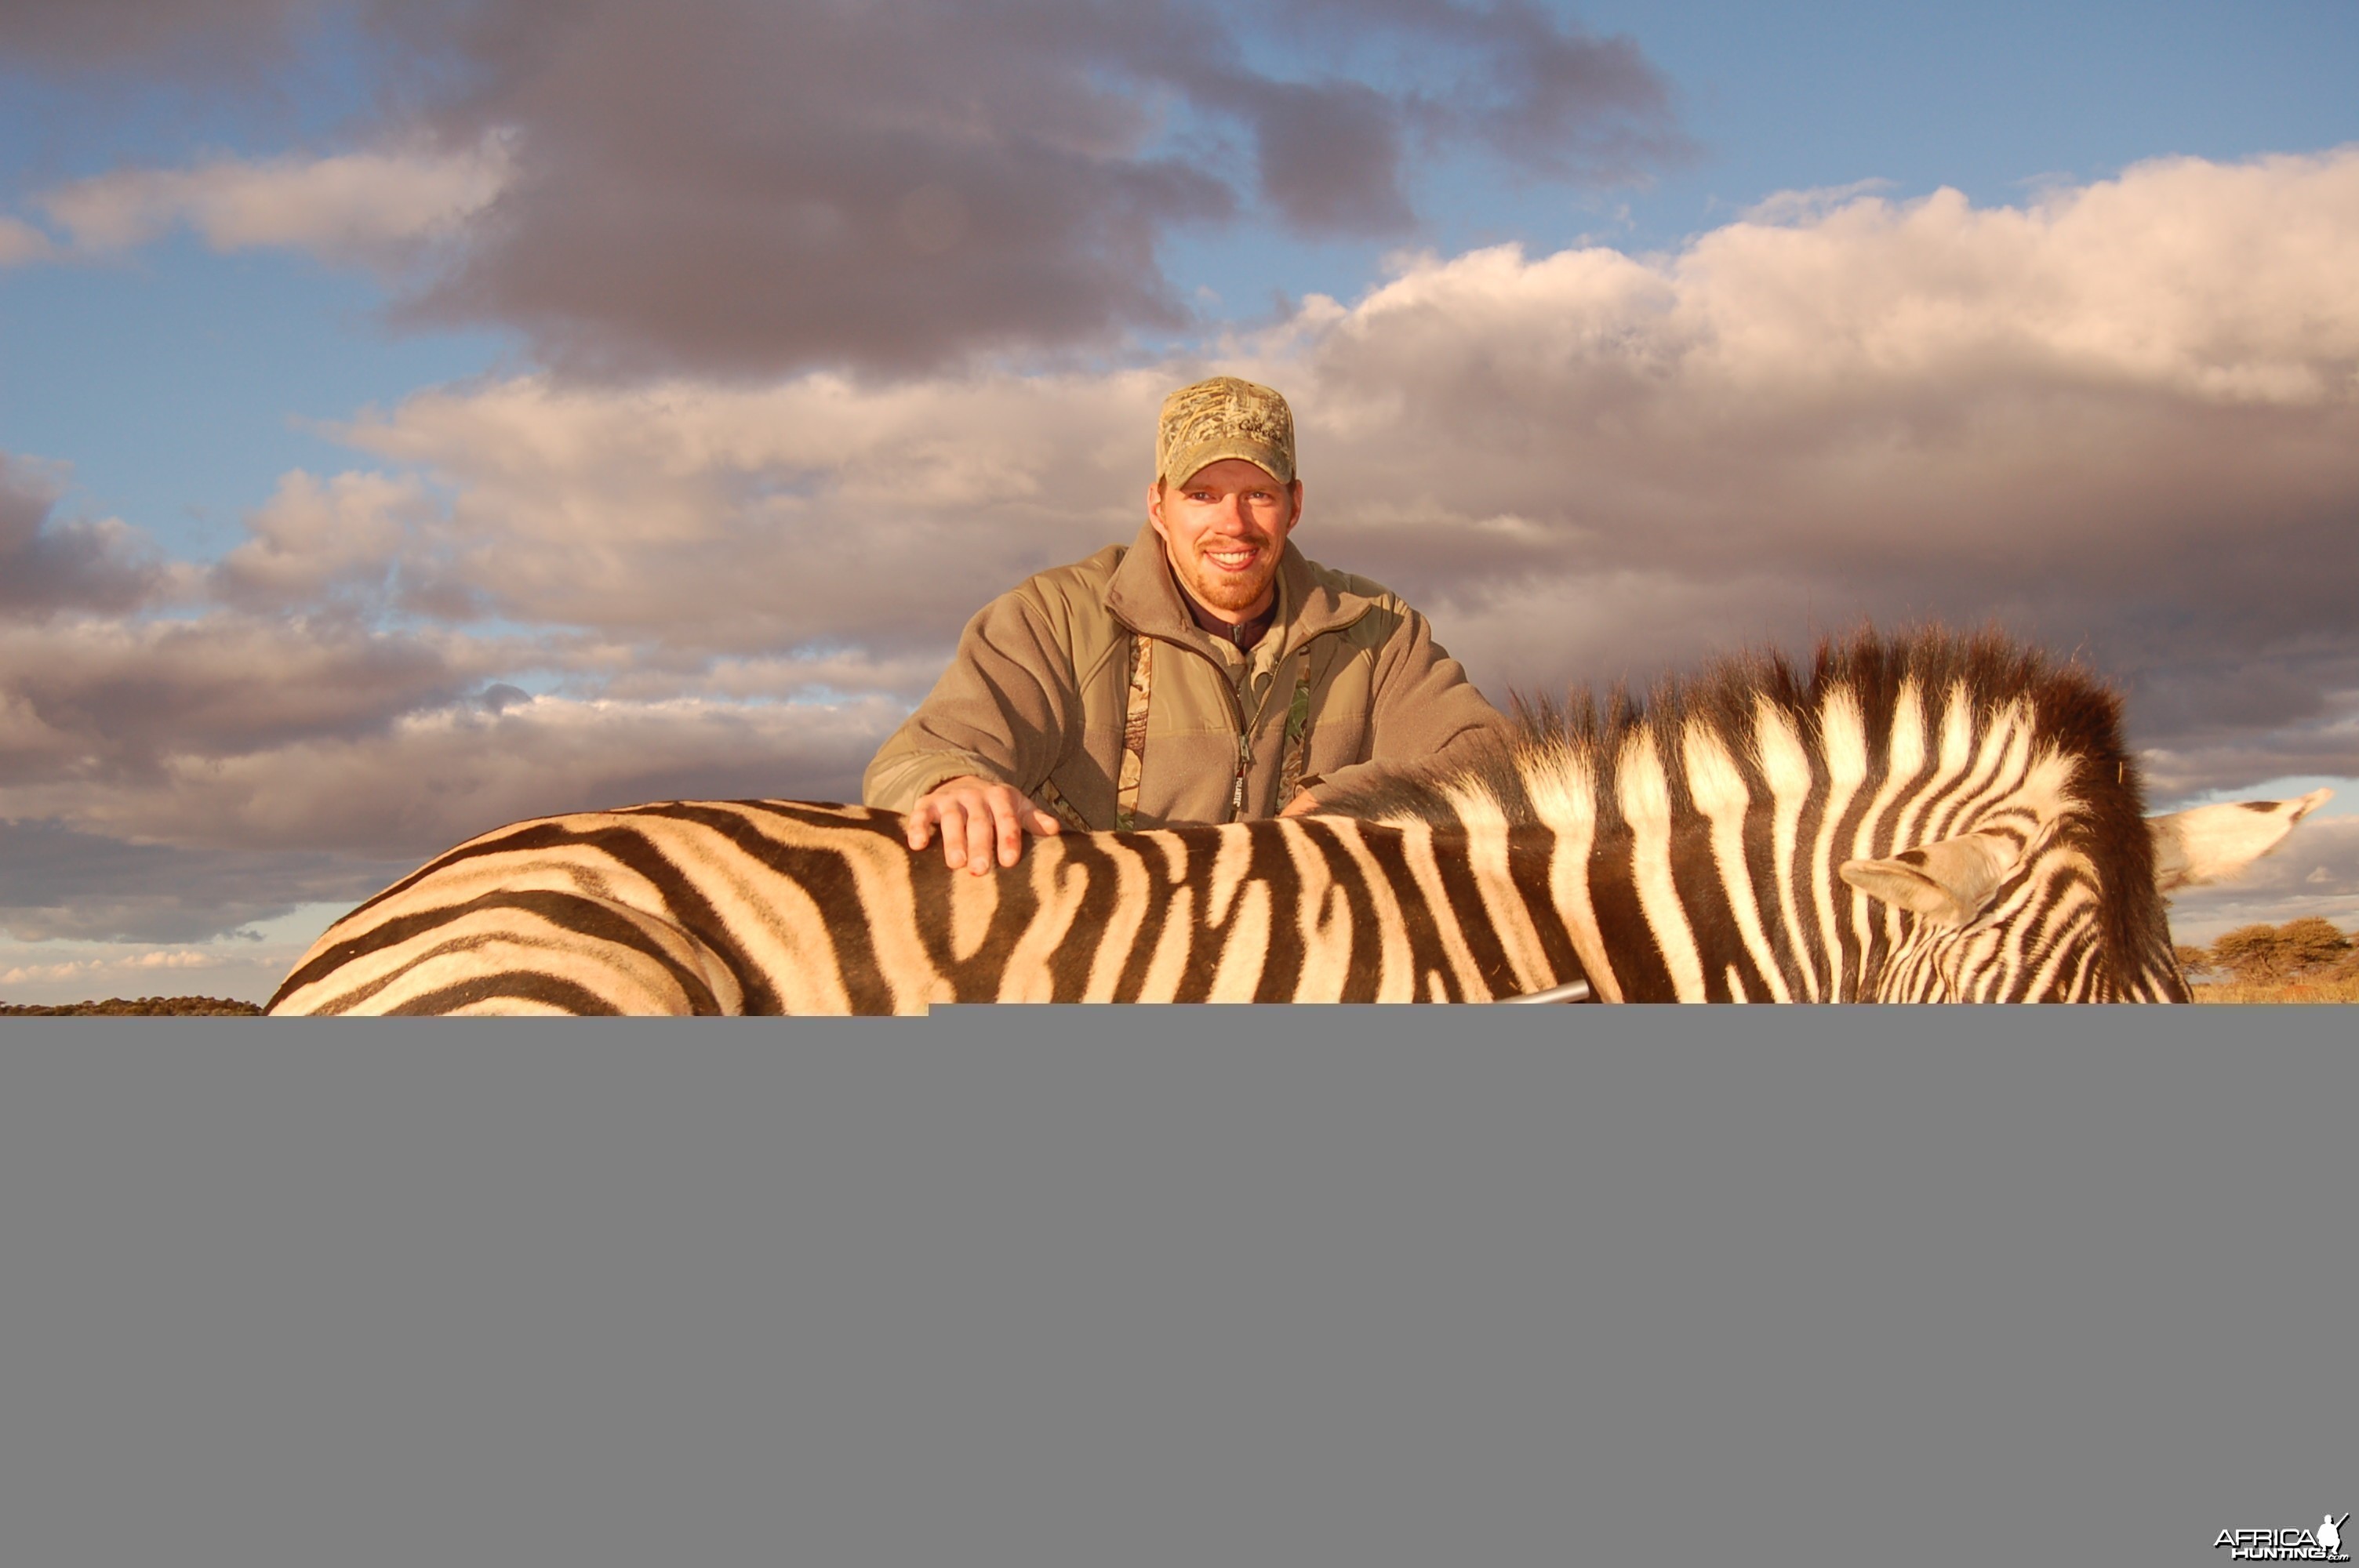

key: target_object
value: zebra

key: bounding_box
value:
[267,629,2324,1014]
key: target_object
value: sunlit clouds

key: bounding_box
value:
[20,134,512,267]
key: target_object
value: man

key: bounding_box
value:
[864,375,1510,873]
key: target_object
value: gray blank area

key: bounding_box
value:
[1,1008,2350,1568]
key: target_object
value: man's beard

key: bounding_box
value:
[1174,545,1279,617]
[1184,564,1274,613]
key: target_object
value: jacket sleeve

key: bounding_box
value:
[862,588,1082,814]
[1298,602,1512,803]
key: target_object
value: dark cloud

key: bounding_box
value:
[1322,416,2359,780]
[0,817,405,942]
[354,0,1684,376]
[0,686,901,861]
[382,0,1228,373]
[10,1,1686,373]
[0,453,162,618]
[0,0,323,71]
[0,615,489,793]
[1212,76,1414,238]
[1289,0,1688,177]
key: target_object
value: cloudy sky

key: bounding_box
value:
[4,0,2357,1004]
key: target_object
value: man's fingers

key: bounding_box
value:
[962,802,997,877]
[907,781,1060,873]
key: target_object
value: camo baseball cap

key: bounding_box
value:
[1155,376,1296,488]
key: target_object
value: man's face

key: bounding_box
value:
[1147,458,1303,625]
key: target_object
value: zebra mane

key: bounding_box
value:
[1321,625,2169,982]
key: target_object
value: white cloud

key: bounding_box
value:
[327,367,1168,648]
[9,147,2359,946]
[0,215,59,267]
[3,949,217,983]
[31,132,512,265]
[214,470,434,604]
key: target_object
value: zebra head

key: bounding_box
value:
[1844,782,2337,1000]
[1836,739,2128,1001]
[1843,762,2336,1002]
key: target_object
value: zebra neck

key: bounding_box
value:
[1505,818,1830,1004]
[1368,822,1659,1004]
[1490,823,1679,1004]
[1430,824,1669,1004]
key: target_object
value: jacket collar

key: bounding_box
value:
[1104,521,1370,649]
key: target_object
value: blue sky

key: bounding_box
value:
[3,0,2357,1002]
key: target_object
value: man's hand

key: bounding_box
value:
[906,775,1063,874]
[1279,791,1324,818]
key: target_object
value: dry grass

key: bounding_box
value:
[2189,976,2359,1004]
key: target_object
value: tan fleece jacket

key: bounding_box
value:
[863,523,1510,829]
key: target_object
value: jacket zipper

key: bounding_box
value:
[1219,652,1289,823]
[1121,589,1374,823]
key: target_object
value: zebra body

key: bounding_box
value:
[269,630,2315,1014]
[268,804,1573,1014]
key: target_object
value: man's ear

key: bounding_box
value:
[1285,478,1304,534]
[1146,478,1169,543]
[1840,829,2022,929]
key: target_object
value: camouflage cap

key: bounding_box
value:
[1156,376,1296,487]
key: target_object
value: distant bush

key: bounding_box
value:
[0,996,266,1017]
[2276,916,2355,971]
[2190,916,2354,985]
[2209,924,2295,982]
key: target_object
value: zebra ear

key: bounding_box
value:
[2146,788,2331,891]
[1840,830,2021,929]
